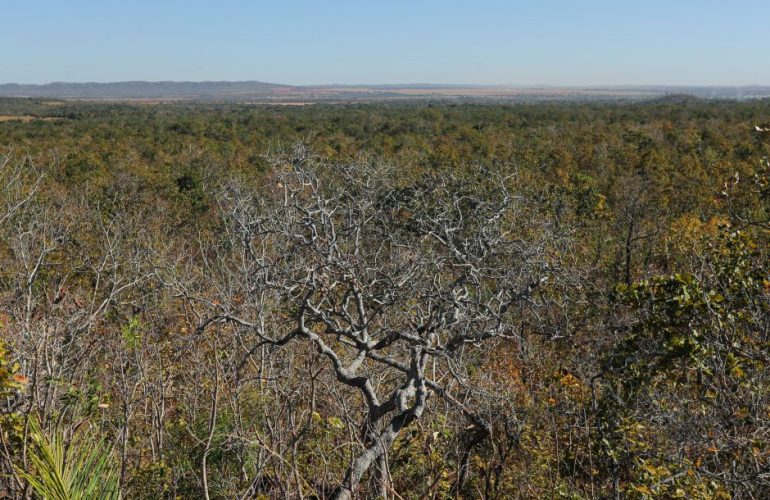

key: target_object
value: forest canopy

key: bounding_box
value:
[1,98,769,499]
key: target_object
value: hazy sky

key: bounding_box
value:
[2,0,769,86]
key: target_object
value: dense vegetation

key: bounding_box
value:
[1,98,769,498]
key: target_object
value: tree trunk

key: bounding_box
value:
[333,376,426,499]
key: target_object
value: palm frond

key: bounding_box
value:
[16,417,121,500]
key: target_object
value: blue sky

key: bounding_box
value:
[2,0,768,85]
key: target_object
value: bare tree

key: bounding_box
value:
[0,160,153,496]
[178,147,568,498]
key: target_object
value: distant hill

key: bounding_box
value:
[1,81,769,102]
[0,81,295,99]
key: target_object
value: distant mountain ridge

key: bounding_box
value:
[1,81,770,102]
[0,81,295,99]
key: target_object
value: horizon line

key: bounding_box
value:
[2,80,770,89]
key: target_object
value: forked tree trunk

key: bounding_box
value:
[333,382,426,500]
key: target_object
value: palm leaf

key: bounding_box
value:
[16,417,120,500]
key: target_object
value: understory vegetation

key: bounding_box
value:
[1,98,769,498]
